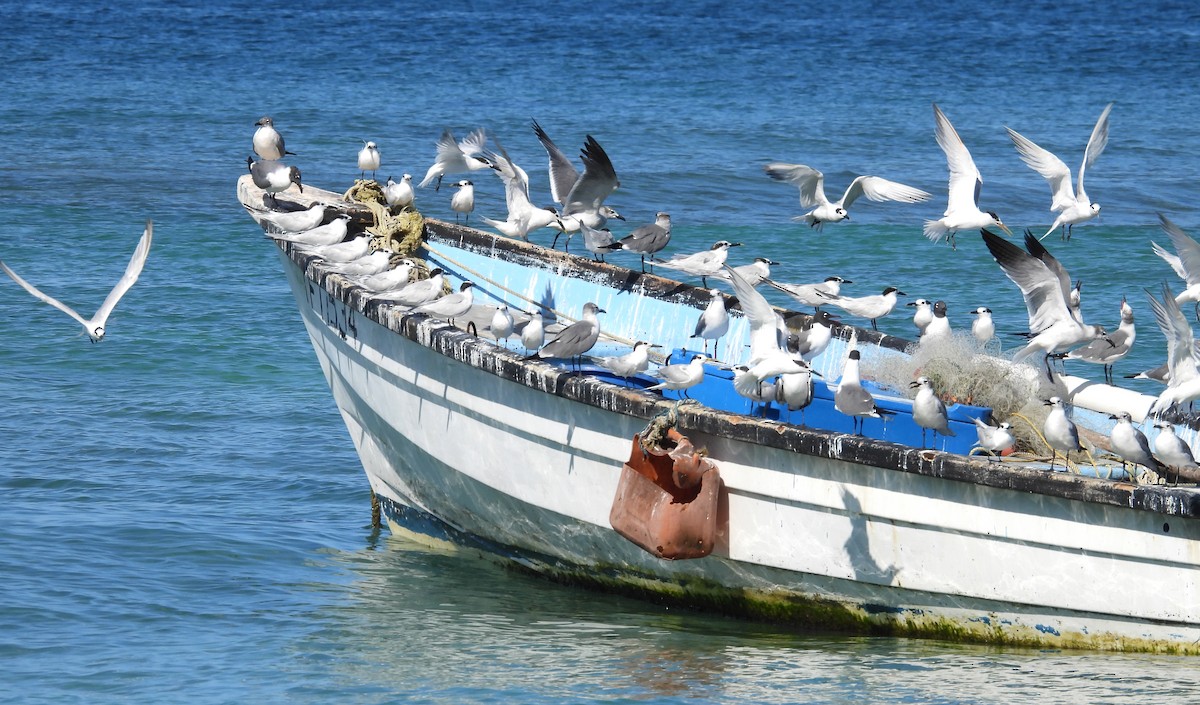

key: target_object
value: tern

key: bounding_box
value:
[646,355,708,397]
[412,281,474,325]
[327,250,392,277]
[1108,412,1162,476]
[1146,283,1200,414]
[1060,297,1134,384]
[354,259,414,294]
[970,306,995,344]
[818,286,905,331]
[529,302,605,368]
[721,264,811,387]
[602,212,671,271]
[449,180,474,224]
[1152,422,1200,484]
[251,203,327,234]
[306,235,371,263]
[1043,397,1083,471]
[767,276,852,311]
[481,140,564,240]
[910,376,955,448]
[531,121,622,242]
[690,288,731,357]
[253,116,293,161]
[711,257,778,288]
[357,141,381,180]
[384,174,414,208]
[973,418,1015,459]
[654,240,741,286]
[764,163,930,229]
[419,128,491,190]
[595,341,659,378]
[269,215,350,247]
[0,220,153,342]
[519,310,545,352]
[376,269,446,307]
[923,104,1011,248]
[1151,213,1200,322]
[788,310,838,362]
[1005,103,1112,241]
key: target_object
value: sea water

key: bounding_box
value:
[2,0,1199,702]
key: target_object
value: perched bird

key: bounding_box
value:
[768,276,852,311]
[247,157,302,202]
[412,281,475,325]
[982,229,1105,372]
[529,302,605,367]
[251,203,327,234]
[907,298,933,335]
[776,366,816,423]
[603,212,672,272]
[384,174,415,208]
[1146,283,1200,414]
[578,222,615,262]
[1125,362,1171,386]
[1005,103,1112,241]
[354,259,415,294]
[819,286,905,331]
[357,140,381,180]
[531,121,622,240]
[923,104,1012,247]
[764,163,930,229]
[376,268,446,307]
[732,364,778,413]
[910,376,955,448]
[0,220,153,342]
[481,141,564,240]
[1061,296,1135,384]
[419,128,491,190]
[449,180,475,224]
[690,288,731,357]
[1042,397,1083,471]
[654,240,742,286]
[835,349,889,435]
[1152,422,1200,484]
[1151,213,1200,322]
[646,354,708,397]
[327,250,391,277]
[519,310,546,352]
[920,301,951,343]
[253,116,292,161]
[970,306,995,344]
[721,265,810,388]
[489,305,514,346]
[788,310,838,362]
[973,418,1015,459]
[269,215,351,247]
[308,235,371,263]
[711,257,778,288]
[595,341,659,378]
[1108,412,1162,476]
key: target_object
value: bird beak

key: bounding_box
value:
[909,381,920,388]
[1043,399,1053,406]
[731,242,743,247]
[997,222,1012,235]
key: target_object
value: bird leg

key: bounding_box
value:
[870,319,878,331]
[552,232,562,250]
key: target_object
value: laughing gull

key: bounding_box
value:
[579,222,615,262]
[596,341,659,378]
[819,286,905,331]
[384,174,414,208]
[655,241,741,287]
[529,302,604,366]
[0,220,153,343]
[722,264,810,387]
[970,306,995,344]
[910,376,955,448]
[690,288,731,357]
[1043,397,1083,471]
[449,180,474,224]
[646,354,708,397]
[358,141,381,180]
[531,121,622,239]
[247,157,302,202]
[768,276,852,311]
[602,212,671,272]
[835,350,888,435]
[1108,412,1162,476]
[419,128,492,190]
[1006,103,1112,241]
[919,301,951,343]
[1152,422,1200,483]
[1061,297,1134,384]
[764,163,929,229]
[973,418,1015,459]
[253,116,293,161]
[924,104,1011,248]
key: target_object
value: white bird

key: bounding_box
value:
[357,141,381,180]
[819,286,905,331]
[251,203,327,234]
[973,418,1015,459]
[787,310,838,362]
[835,349,889,435]
[519,311,545,352]
[768,276,852,311]
[923,103,1012,248]
[732,364,778,412]
[910,376,955,448]
[776,366,816,423]
[327,250,392,277]
[646,354,708,396]
[354,259,414,294]
[1042,397,1083,471]
[0,220,153,342]
[376,268,446,307]
[1146,283,1200,414]
[1005,103,1112,241]
[602,212,671,272]
[919,301,951,343]
[412,281,475,325]
[721,264,810,387]
[489,305,514,346]
[1062,296,1134,384]
[1151,213,1200,322]
[982,229,1105,371]
[530,302,604,365]
[247,157,302,202]
[449,180,475,224]
[308,235,371,263]
[269,215,350,247]
[970,306,995,344]
[711,257,778,288]
[481,142,563,240]
[384,174,414,208]
[253,116,292,161]
[690,288,730,357]
[655,240,742,286]
[1108,412,1161,476]
[595,341,659,378]
[764,163,930,229]
[907,298,933,335]
[531,121,622,240]
[578,222,615,262]
[419,128,491,190]
[1152,423,1200,483]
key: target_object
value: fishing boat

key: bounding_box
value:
[237,173,1200,653]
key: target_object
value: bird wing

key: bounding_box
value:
[982,229,1073,334]
[564,135,619,216]
[1152,240,1189,281]
[0,259,92,329]
[1147,283,1200,387]
[484,140,533,216]
[933,104,984,216]
[841,175,931,209]
[764,163,826,207]
[1021,230,1079,323]
[1076,103,1112,205]
[721,264,782,363]
[457,127,488,156]
[531,120,578,206]
[1005,127,1075,211]
[539,320,592,357]
[1159,214,1200,288]
[419,129,464,187]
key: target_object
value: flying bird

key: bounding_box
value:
[1151,213,1200,322]
[0,220,153,342]
[764,163,930,229]
[419,128,492,190]
[1145,283,1200,414]
[531,121,622,239]
[481,140,564,240]
[923,104,1011,248]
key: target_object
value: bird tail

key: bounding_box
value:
[922,220,949,243]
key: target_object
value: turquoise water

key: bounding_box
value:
[2,0,1200,702]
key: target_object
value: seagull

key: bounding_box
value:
[919,301,951,343]
[1152,422,1200,484]
[776,366,816,423]
[327,250,392,277]
[307,235,371,263]
[412,281,474,325]
[923,104,1012,248]
[354,259,414,294]
[531,121,622,239]
[1151,213,1200,322]
[721,264,810,388]
[269,215,351,247]
[519,310,545,352]
[973,418,1015,459]
[529,302,605,367]
[1061,296,1134,384]
[764,163,930,229]
[907,298,933,335]
[732,364,778,413]
[595,341,659,378]
[376,268,446,307]
[910,376,955,448]
[481,140,564,240]
[1146,283,1200,414]
[981,229,1105,371]
[1108,412,1162,476]
[788,310,838,362]
[0,220,153,342]
[384,174,414,208]
[767,276,852,311]
[711,257,778,288]
[247,157,302,202]
[1043,397,1083,471]
[489,305,514,346]
[252,203,327,234]
[836,349,889,435]
[818,286,905,331]
[357,141,381,180]
[1125,362,1171,386]
[690,288,731,357]
[1005,103,1112,241]
[654,240,742,286]
[602,212,672,272]
[449,180,474,224]
[578,222,615,261]
[646,354,708,397]
[419,128,492,190]
[253,116,293,161]
[970,306,995,344]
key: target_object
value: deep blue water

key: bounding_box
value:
[2,0,1200,702]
